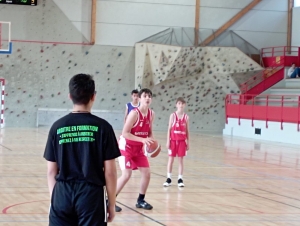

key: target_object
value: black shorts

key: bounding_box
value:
[49,181,107,226]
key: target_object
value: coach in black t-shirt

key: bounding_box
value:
[44,73,121,226]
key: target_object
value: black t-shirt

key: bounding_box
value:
[43,113,121,186]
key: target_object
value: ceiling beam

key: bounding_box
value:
[91,0,97,45]
[194,0,200,46]
[287,0,294,52]
[200,0,262,46]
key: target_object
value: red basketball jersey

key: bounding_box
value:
[126,108,153,145]
[170,112,187,141]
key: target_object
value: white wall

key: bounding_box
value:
[223,118,300,145]
[53,0,287,48]
[53,0,195,46]
[292,7,300,46]
[200,0,287,49]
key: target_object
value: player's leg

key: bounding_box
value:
[163,156,174,187]
[49,182,77,226]
[177,140,187,187]
[76,183,107,226]
[164,140,177,186]
[136,167,153,210]
[178,157,184,187]
[116,168,132,194]
[117,149,135,194]
[114,153,133,212]
[133,149,153,210]
[139,167,151,194]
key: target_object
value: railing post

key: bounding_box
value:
[272,47,274,57]
[251,95,254,127]
[297,96,300,132]
[266,95,269,128]
[238,95,241,125]
[281,95,284,130]
[284,48,286,67]
[225,95,228,124]
[298,47,300,66]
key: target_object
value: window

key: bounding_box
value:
[295,0,300,7]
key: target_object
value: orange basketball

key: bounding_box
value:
[144,140,161,158]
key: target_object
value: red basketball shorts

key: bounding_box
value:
[118,136,149,170]
[168,140,187,157]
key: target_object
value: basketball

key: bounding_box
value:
[144,140,161,158]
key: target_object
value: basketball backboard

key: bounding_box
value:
[0,21,12,54]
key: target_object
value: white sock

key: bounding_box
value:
[167,173,172,179]
[178,175,183,180]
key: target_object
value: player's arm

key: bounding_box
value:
[148,111,155,139]
[47,161,58,197]
[122,110,153,145]
[124,105,128,123]
[104,159,117,222]
[186,116,190,150]
[166,114,173,149]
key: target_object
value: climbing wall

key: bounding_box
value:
[0,43,134,127]
[0,0,135,127]
[135,43,263,131]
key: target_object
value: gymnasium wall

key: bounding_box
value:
[292,7,300,46]
[0,0,263,131]
[54,0,287,48]
[0,1,135,127]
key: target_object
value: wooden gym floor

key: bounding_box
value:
[0,127,300,225]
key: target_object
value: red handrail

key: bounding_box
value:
[261,46,299,58]
[225,94,300,130]
[240,63,284,93]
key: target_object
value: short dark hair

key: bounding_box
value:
[176,97,186,104]
[292,62,296,65]
[69,74,95,105]
[138,88,152,98]
[131,89,139,95]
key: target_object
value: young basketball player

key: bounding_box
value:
[124,89,139,122]
[116,88,155,211]
[163,97,189,187]
[44,73,121,225]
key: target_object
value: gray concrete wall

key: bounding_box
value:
[0,1,135,127]
[0,0,263,132]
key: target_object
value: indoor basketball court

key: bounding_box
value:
[1,0,300,225]
[1,129,300,225]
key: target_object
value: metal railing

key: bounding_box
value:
[225,94,300,130]
[261,46,300,67]
[240,64,284,94]
[137,28,260,56]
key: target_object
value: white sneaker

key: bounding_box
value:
[163,178,172,187]
[178,178,185,187]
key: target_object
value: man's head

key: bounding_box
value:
[69,74,95,105]
[131,89,139,103]
[176,97,186,110]
[292,63,296,68]
[138,88,152,106]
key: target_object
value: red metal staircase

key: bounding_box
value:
[225,46,300,130]
[240,46,300,97]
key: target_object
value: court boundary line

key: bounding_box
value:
[258,188,300,202]
[116,201,166,226]
[234,189,300,210]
